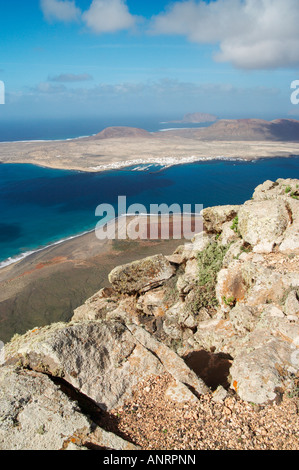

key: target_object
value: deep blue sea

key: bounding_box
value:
[1,157,299,266]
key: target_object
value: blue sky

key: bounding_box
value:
[1,0,299,122]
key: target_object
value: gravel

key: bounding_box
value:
[99,373,299,450]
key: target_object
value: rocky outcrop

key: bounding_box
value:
[5,321,208,413]
[1,177,299,449]
[108,254,176,294]
[0,366,139,450]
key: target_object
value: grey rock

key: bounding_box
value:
[5,320,208,412]
[201,205,240,234]
[0,366,91,450]
[284,290,299,317]
[108,254,176,294]
[238,200,289,253]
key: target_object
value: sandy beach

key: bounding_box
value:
[0,215,196,343]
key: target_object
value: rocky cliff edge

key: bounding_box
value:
[1,178,299,450]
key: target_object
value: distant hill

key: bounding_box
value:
[178,118,299,141]
[89,127,153,140]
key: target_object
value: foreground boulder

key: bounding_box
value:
[5,320,208,412]
[108,254,176,294]
[238,200,289,253]
[0,366,139,450]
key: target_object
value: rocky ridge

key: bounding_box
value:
[1,178,299,450]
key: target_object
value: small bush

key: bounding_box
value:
[192,242,230,310]
[231,216,240,234]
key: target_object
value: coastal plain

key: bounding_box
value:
[1,119,299,172]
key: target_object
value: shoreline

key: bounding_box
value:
[1,152,299,175]
[0,213,201,272]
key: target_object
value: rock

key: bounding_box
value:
[0,366,139,451]
[252,178,299,201]
[137,288,168,317]
[216,262,248,312]
[164,380,200,404]
[163,302,186,340]
[230,324,299,404]
[176,258,199,295]
[219,221,239,246]
[88,428,140,451]
[217,259,299,310]
[252,180,279,201]
[108,254,176,294]
[212,385,228,403]
[5,321,208,412]
[284,290,299,317]
[229,305,259,335]
[201,205,240,234]
[279,199,299,253]
[222,240,244,267]
[191,232,214,253]
[125,323,209,396]
[0,366,91,450]
[72,288,119,322]
[238,200,289,253]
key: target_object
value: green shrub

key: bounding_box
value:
[230,216,240,234]
[192,242,230,310]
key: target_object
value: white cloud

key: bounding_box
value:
[82,0,137,33]
[40,0,81,23]
[151,0,299,69]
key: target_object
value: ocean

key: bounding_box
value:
[1,156,299,267]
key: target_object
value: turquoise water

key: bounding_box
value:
[0,157,299,265]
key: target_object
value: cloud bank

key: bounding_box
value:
[40,0,299,70]
[40,0,81,22]
[40,0,137,32]
[83,0,137,33]
[151,0,299,69]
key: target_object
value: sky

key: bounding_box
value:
[1,0,299,123]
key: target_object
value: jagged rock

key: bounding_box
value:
[108,254,176,294]
[0,366,91,450]
[176,258,199,295]
[252,178,299,201]
[230,319,299,404]
[284,289,299,317]
[0,366,139,451]
[230,336,290,404]
[238,200,289,253]
[212,385,228,403]
[136,288,168,317]
[217,259,299,311]
[5,321,208,412]
[201,205,240,234]
[219,221,240,246]
[191,232,214,253]
[229,305,259,335]
[222,240,244,267]
[163,302,186,340]
[125,323,209,396]
[72,288,119,322]
[279,199,299,253]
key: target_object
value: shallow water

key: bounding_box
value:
[0,156,299,265]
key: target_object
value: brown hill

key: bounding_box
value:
[90,126,153,140]
[189,118,299,141]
